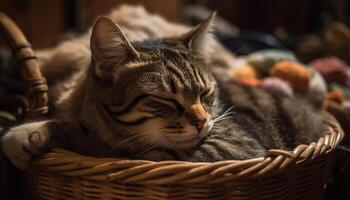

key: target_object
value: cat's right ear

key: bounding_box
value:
[90,16,139,79]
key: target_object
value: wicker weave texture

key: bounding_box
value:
[24,113,343,200]
[29,155,333,200]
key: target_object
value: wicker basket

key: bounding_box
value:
[0,13,344,200]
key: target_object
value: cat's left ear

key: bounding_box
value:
[180,12,216,54]
[90,16,140,79]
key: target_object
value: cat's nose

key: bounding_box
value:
[186,104,207,131]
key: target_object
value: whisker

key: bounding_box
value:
[109,127,182,159]
[213,107,234,123]
[215,115,233,122]
[137,135,165,157]
[111,133,142,150]
[111,128,157,150]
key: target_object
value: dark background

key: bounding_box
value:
[0,0,349,49]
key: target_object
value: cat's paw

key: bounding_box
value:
[2,121,48,169]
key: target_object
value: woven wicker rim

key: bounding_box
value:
[34,112,343,185]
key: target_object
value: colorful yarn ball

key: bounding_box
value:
[325,87,346,105]
[260,77,293,97]
[309,57,349,86]
[270,60,310,94]
[247,49,297,76]
[328,83,350,100]
[307,68,327,105]
[231,65,259,81]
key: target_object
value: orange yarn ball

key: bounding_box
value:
[270,61,310,94]
[238,78,262,87]
[323,87,347,111]
[325,87,346,104]
[231,65,259,81]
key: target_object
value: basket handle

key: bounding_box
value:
[0,13,48,119]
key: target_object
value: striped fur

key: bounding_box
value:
[171,82,325,161]
[57,12,324,161]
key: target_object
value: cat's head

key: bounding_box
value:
[85,14,218,152]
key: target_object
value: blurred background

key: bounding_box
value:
[0,0,348,48]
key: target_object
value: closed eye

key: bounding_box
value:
[105,94,184,117]
[105,94,150,113]
[142,99,175,116]
[150,95,184,114]
[148,96,177,110]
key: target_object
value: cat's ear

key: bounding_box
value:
[90,16,139,79]
[180,12,216,54]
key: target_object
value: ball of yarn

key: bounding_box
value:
[307,68,327,106]
[247,49,297,76]
[231,65,259,81]
[329,83,350,100]
[270,60,310,94]
[309,57,349,86]
[260,77,293,97]
[238,78,262,87]
[323,86,347,111]
[325,87,346,104]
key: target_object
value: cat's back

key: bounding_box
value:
[219,81,325,149]
[109,5,189,41]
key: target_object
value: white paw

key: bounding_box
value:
[2,121,48,169]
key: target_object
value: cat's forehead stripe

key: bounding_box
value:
[161,48,207,89]
[165,60,186,83]
[124,61,157,69]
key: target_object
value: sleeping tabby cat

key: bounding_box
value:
[1,6,324,168]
